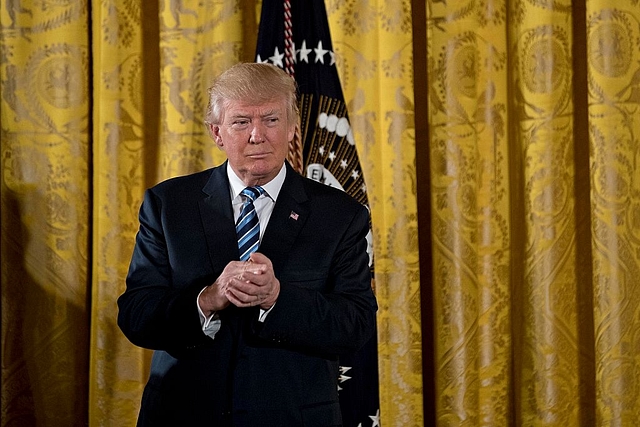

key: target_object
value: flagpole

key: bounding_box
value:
[283,0,304,174]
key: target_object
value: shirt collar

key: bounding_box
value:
[226,162,286,202]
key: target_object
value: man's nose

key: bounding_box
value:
[249,123,265,143]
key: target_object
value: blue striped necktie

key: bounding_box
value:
[236,186,265,261]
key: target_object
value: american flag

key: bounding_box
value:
[256,1,380,425]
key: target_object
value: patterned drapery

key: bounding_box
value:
[425,0,640,425]
[2,1,639,426]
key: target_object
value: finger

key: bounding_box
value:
[225,288,251,306]
[223,260,258,277]
[227,277,265,297]
[248,252,272,266]
[226,288,263,307]
[236,261,266,275]
[233,271,270,289]
[228,274,259,292]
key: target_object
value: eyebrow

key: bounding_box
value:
[227,109,281,120]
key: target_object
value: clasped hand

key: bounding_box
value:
[199,252,280,315]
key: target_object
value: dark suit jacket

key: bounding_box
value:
[117,162,377,426]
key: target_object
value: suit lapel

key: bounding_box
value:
[260,164,309,274]
[198,163,239,273]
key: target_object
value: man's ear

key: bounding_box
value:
[288,123,298,143]
[210,124,223,146]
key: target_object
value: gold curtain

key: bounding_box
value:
[2,1,640,427]
[425,0,640,426]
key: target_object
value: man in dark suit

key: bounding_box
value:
[117,62,377,426]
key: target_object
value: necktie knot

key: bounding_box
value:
[241,186,264,202]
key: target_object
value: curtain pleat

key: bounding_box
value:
[512,2,584,425]
[1,3,90,426]
[426,0,513,424]
[89,0,151,423]
[587,1,640,424]
[327,2,424,425]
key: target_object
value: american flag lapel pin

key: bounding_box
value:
[289,211,299,220]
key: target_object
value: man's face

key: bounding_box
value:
[210,98,295,186]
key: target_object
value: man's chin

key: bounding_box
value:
[244,163,281,184]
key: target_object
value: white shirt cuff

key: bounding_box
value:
[197,287,221,339]
[258,303,276,322]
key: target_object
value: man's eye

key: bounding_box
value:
[265,117,279,126]
[232,120,250,128]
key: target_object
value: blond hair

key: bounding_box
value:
[204,63,299,129]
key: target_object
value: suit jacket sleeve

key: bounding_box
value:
[117,174,218,351]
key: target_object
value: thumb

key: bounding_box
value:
[248,252,271,266]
